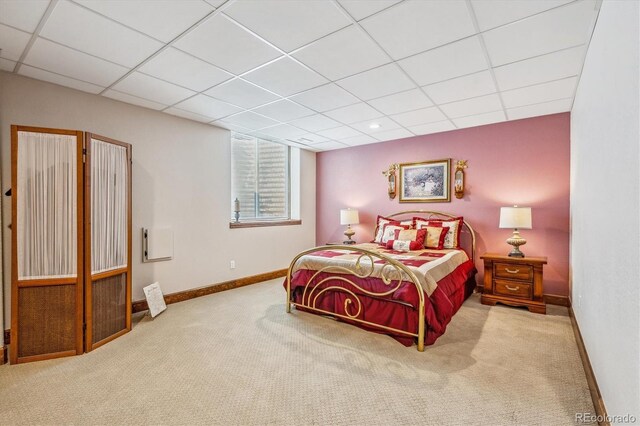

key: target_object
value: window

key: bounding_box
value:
[231,133,290,222]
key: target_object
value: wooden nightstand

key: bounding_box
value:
[480,254,547,314]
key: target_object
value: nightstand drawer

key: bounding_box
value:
[494,263,533,281]
[494,279,532,299]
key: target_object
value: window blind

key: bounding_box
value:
[231,133,289,220]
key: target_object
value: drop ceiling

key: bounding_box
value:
[0,0,600,151]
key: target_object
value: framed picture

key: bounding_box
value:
[399,159,451,203]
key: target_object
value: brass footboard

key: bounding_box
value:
[286,245,426,352]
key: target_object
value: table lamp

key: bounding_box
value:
[499,206,532,258]
[340,208,359,245]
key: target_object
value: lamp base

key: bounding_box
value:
[343,225,356,245]
[506,229,527,258]
[507,247,525,258]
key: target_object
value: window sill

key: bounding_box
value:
[229,219,302,229]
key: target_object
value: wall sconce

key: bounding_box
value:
[340,208,359,245]
[499,205,532,257]
[382,163,399,199]
[454,160,467,199]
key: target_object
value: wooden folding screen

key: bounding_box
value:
[10,126,132,363]
[84,133,132,352]
[11,126,84,363]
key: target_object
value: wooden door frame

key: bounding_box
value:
[83,133,132,352]
[10,125,85,364]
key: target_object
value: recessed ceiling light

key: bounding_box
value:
[369,123,381,129]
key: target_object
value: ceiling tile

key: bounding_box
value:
[398,36,488,86]
[0,23,31,61]
[423,70,496,104]
[102,89,167,110]
[341,134,379,146]
[482,1,597,67]
[287,114,341,133]
[452,110,506,129]
[296,133,330,144]
[439,94,503,118]
[242,57,327,97]
[361,0,475,60]
[292,25,390,81]
[74,0,214,43]
[338,0,401,21]
[224,0,351,52]
[324,102,383,125]
[501,77,577,108]
[0,57,16,71]
[224,111,279,130]
[174,14,281,74]
[164,107,215,123]
[494,46,584,91]
[41,0,163,67]
[349,116,401,135]
[204,79,279,109]
[24,38,127,86]
[336,63,415,100]
[367,88,433,115]
[407,120,456,136]
[112,72,196,105]
[289,83,359,112]
[138,47,232,92]
[317,126,363,140]
[256,124,307,139]
[0,0,49,32]
[373,128,413,142]
[173,94,242,119]
[506,98,572,120]
[471,0,572,32]
[18,64,104,94]
[211,120,253,133]
[391,107,447,127]
[252,100,314,122]
[310,140,348,151]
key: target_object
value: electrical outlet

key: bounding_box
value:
[230,260,236,269]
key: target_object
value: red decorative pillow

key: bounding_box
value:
[414,216,463,249]
[385,228,427,251]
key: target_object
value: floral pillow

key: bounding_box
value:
[379,223,409,245]
[373,215,412,243]
[415,216,463,249]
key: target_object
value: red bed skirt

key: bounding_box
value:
[286,260,476,347]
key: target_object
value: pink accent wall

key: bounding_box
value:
[316,113,570,296]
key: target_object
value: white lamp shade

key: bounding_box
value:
[499,206,532,229]
[340,208,359,225]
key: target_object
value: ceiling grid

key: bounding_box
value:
[0,0,602,151]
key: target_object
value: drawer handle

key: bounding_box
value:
[505,268,520,274]
[505,285,520,291]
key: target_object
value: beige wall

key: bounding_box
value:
[0,71,316,327]
[570,0,639,421]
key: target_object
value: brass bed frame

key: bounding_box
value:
[286,210,476,352]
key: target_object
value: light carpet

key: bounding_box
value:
[0,279,593,425]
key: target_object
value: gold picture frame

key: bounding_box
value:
[399,159,451,203]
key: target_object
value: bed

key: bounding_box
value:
[285,210,477,351]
